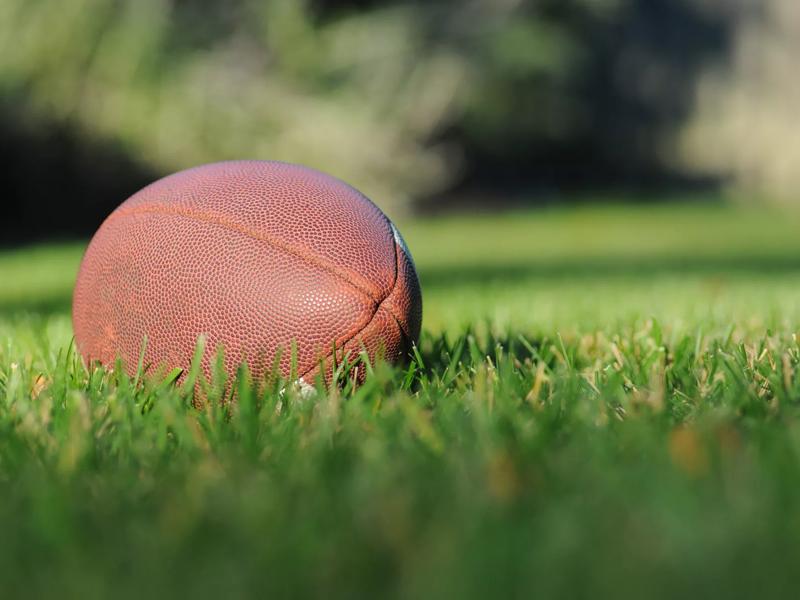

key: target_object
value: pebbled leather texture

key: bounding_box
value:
[72,160,422,384]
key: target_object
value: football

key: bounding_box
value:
[72,161,422,386]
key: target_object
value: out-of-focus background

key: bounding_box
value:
[2,0,798,243]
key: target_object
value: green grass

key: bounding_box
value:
[4,202,800,598]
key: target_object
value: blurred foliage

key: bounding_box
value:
[682,0,800,203]
[0,0,742,227]
[0,0,466,214]
[0,0,443,211]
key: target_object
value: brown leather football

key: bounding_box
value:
[72,161,422,386]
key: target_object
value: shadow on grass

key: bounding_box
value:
[414,328,545,378]
[0,296,73,319]
[3,254,800,321]
[418,255,800,288]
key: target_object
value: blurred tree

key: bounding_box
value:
[408,0,734,202]
[682,0,800,204]
[0,0,465,233]
[313,0,734,201]
[0,0,738,241]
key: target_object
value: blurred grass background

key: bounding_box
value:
[6,201,800,342]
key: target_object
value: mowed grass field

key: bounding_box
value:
[4,202,800,598]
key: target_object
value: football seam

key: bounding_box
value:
[107,205,390,303]
[98,203,408,380]
[298,237,402,380]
